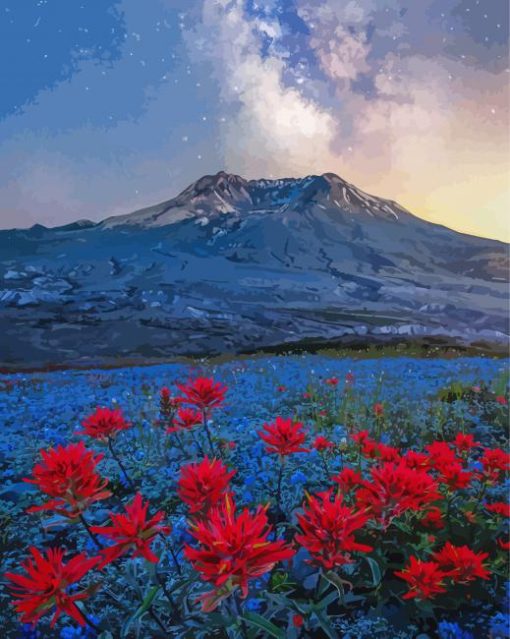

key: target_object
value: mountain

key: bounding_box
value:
[0,171,508,368]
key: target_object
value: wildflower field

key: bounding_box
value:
[0,352,509,639]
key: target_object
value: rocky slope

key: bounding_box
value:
[0,171,508,367]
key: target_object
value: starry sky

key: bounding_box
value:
[0,0,508,240]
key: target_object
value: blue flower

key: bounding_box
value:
[290,470,307,485]
[245,598,263,612]
[437,621,474,639]
[489,612,510,638]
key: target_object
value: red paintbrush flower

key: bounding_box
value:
[295,489,372,569]
[395,556,447,600]
[5,547,100,627]
[332,468,363,491]
[325,377,339,387]
[177,376,227,412]
[160,387,182,417]
[184,493,294,609]
[498,538,510,551]
[258,417,308,457]
[91,493,169,566]
[373,402,384,416]
[452,433,480,452]
[437,462,473,490]
[345,372,355,384]
[312,436,334,452]
[24,442,111,519]
[177,457,235,514]
[485,501,510,517]
[480,447,510,482]
[355,462,441,527]
[495,395,508,406]
[432,542,489,583]
[402,450,430,470]
[420,506,445,530]
[374,442,401,462]
[79,407,130,441]
[352,430,378,457]
[167,407,203,433]
[425,441,458,469]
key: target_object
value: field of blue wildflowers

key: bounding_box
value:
[0,353,508,639]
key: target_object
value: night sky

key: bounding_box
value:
[0,0,508,240]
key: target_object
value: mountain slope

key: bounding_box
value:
[0,171,508,367]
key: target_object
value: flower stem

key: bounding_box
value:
[320,452,330,479]
[202,409,215,456]
[276,458,285,516]
[108,437,137,492]
[79,513,103,550]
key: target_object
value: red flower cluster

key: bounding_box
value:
[177,376,227,412]
[396,542,489,600]
[295,490,372,569]
[6,547,100,627]
[25,442,111,519]
[480,447,510,482]
[373,402,384,417]
[258,416,308,457]
[160,387,182,418]
[167,407,202,434]
[79,407,130,441]
[395,556,447,600]
[185,493,294,609]
[325,377,339,387]
[355,461,441,527]
[313,435,335,452]
[91,493,169,566]
[178,457,235,514]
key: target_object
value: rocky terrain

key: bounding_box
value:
[0,171,508,368]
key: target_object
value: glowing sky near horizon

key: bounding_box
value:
[0,0,508,241]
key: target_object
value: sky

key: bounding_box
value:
[0,0,508,241]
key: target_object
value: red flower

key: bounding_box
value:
[184,493,294,609]
[25,442,111,519]
[420,507,445,530]
[495,395,507,406]
[160,388,182,416]
[432,542,489,583]
[6,547,100,627]
[485,501,510,517]
[91,493,169,566]
[373,402,384,417]
[355,462,441,527]
[437,462,473,491]
[453,433,480,452]
[79,407,130,441]
[395,556,447,600]
[325,377,339,387]
[295,489,372,569]
[352,430,377,457]
[258,417,308,457]
[345,372,355,384]
[292,614,304,628]
[375,443,401,462]
[177,376,227,412]
[425,441,457,469]
[177,457,235,514]
[277,385,287,393]
[332,468,363,491]
[402,450,430,470]
[167,407,202,433]
[498,538,510,551]
[480,447,510,482]
[313,436,334,452]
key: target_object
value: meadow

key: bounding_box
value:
[0,352,508,639]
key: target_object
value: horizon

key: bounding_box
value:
[1,168,507,244]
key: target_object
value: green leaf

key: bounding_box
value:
[242,612,285,639]
[121,586,160,637]
[364,556,382,587]
[314,610,339,639]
